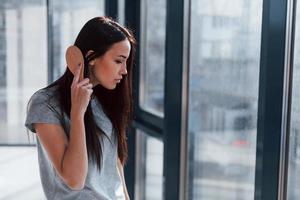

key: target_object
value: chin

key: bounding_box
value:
[101,81,118,90]
[104,84,117,90]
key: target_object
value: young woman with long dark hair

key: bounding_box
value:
[25,16,136,200]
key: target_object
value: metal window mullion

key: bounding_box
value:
[132,120,163,139]
[279,0,297,199]
[105,0,118,19]
[179,0,191,199]
[135,108,164,131]
[254,0,289,199]
[163,0,185,199]
[47,0,53,84]
[124,0,141,199]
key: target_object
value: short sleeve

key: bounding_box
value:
[25,90,62,133]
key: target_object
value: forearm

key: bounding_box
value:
[61,114,88,189]
[117,159,130,199]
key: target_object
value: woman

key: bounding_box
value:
[25,16,136,200]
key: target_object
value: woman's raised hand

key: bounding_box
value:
[70,65,93,118]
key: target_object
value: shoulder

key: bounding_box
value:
[29,85,60,107]
[25,85,63,133]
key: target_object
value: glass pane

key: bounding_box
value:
[187,0,263,199]
[287,1,300,199]
[51,0,105,80]
[118,0,125,25]
[0,0,47,144]
[139,0,166,117]
[135,130,164,200]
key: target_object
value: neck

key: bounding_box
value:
[88,69,99,87]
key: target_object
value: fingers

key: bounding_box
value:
[86,88,93,94]
[82,83,93,89]
[71,74,93,98]
[72,65,81,85]
[86,88,93,99]
[79,81,93,95]
[77,78,90,87]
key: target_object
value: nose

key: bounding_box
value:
[121,64,127,75]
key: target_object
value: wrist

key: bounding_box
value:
[70,110,84,121]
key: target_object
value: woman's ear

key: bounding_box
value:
[89,60,96,66]
[65,45,84,81]
[86,50,96,66]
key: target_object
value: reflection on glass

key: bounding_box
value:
[135,130,164,200]
[188,0,262,199]
[287,1,300,199]
[139,0,166,117]
[51,0,105,80]
[0,0,47,144]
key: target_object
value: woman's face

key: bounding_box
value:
[89,39,131,90]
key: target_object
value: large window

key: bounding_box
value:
[51,0,105,80]
[117,0,125,25]
[187,0,263,199]
[287,1,300,199]
[135,130,164,200]
[139,0,166,117]
[0,0,47,144]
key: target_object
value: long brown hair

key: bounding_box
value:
[45,16,136,171]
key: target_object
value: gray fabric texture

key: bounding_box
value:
[25,85,125,200]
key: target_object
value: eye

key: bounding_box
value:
[115,60,122,64]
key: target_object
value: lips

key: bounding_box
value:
[115,78,122,83]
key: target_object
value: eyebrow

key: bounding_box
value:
[117,55,127,59]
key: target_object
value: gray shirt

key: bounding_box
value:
[25,85,125,200]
